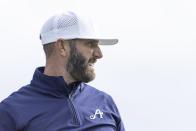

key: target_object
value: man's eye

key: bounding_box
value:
[86,41,98,48]
[87,42,94,47]
[87,42,92,46]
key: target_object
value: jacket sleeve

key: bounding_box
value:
[115,106,125,131]
[116,119,125,131]
[0,103,17,131]
[108,96,125,131]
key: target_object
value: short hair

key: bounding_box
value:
[43,40,77,59]
[43,42,55,59]
[68,39,76,49]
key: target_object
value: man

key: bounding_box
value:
[0,11,125,131]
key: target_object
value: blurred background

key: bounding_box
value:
[1,0,196,130]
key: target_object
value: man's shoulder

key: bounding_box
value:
[0,84,31,107]
[82,83,121,117]
[82,83,114,102]
[83,83,111,96]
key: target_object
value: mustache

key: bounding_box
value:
[88,57,97,64]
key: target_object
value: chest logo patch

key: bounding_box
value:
[90,109,104,119]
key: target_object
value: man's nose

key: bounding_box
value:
[93,46,103,59]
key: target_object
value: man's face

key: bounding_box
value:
[66,39,103,83]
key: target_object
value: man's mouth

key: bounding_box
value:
[88,63,94,67]
[88,58,96,68]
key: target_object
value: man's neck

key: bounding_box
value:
[44,64,76,84]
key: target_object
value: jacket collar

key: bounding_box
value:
[30,67,84,98]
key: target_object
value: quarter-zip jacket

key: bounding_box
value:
[0,67,125,131]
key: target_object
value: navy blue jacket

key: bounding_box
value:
[0,67,125,131]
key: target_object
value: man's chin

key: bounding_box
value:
[82,71,96,83]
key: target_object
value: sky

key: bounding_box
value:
[1,0,196,130]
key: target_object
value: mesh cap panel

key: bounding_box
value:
[57,14,77,29]
[41,13,78,34]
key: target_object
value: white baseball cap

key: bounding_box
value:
[40,11,118,45]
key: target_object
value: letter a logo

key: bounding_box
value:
[90,109,104,120]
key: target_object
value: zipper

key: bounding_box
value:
[68,91,80,125]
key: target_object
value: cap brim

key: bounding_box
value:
[76,36,118,45]
[41,33,118,45]
[98,39,118,45]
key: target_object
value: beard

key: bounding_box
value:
[66,43,96,83]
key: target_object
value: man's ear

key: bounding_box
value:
[55,39,70,57]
